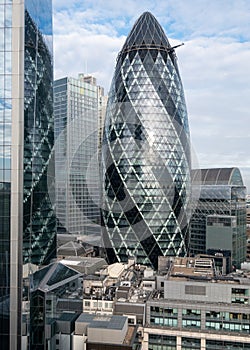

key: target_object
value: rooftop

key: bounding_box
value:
[57,241,90,256]
[32,262,82,291]
[57,312,79,322]
[60,256,106,267]
[163,256,250,285]
[192,167,244,186]
[123,326,137,345]
[169,257,216,280]
[76,313,127,330]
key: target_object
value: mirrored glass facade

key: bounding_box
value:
[102,12,191,268]
[0,1,55,348]
[23,0,55,266]
[190,168,246,267]
[54,75,106,243]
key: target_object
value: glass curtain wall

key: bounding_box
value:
[102,12,191,269]
[0,1,55,348]
[23,0,56,266]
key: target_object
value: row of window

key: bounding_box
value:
[206,321,250,333]
[148,334,250,349]
[150,308,250,331]
[84,300,113,310]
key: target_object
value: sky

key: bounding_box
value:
[53,0,250,193]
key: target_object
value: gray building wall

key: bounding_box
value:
[164,280,236,303]
[145,279,250,349]
[88,323,127,344]
[206,215,235,252]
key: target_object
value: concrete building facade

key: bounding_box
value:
[143,257,250,350]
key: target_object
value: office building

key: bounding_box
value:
[21,253,250,349]
[54,74,106,242]
[0,1,55,348]
[189,168,246,267]
[73,313,138,350]
[144,256,250,350]
[101,12,191,269]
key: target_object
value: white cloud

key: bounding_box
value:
[177,37,250,192]
[54,31,123,90]
[53,9,125,90]
[53,0,250,192]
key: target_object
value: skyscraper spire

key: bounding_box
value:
[102,12,191,269]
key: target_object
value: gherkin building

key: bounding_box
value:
[101,12,191,269]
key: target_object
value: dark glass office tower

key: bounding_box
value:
[0,1,55,348]
[22,3,56,266]
[190,168,246,268]
[102,12,191,269]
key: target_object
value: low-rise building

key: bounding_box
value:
[56,312,80,350]
[60,256,107,275]
[73,313,139,350]
[143,256,250,350]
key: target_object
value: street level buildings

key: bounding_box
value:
[0,1,55,349]
[145,256,250,350]
[101,12,191,269]
[21,254,250,349]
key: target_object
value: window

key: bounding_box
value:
[185,285,206,295]
[182,319,201,328]
[182,337,200,350]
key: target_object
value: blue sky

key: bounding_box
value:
[53,0,250,192]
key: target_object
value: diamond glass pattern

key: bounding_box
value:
[101,12,191,268]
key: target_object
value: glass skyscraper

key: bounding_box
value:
[190,167,246,268]
[54,74,106,242]
[0,1,55,348]
[101,12,191,269]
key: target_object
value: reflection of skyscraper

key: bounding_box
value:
[0,1,55,348]
[101,12,191,269]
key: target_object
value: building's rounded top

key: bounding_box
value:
[121,11,171,54]
[141,11,154,16]
[57,241,86,256]
[192,167,245,186]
